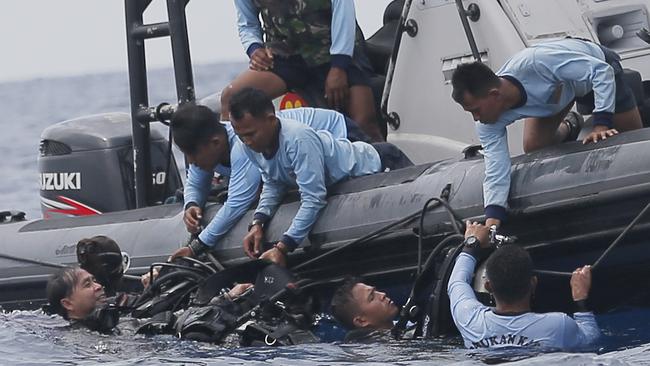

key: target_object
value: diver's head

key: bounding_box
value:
[228,87,278,154]
[76,235,123,294]
[485,245,537,305]
[171,103,229,171]
[46,267,106,320]
[451,62,505,124]
[330,278,399,330]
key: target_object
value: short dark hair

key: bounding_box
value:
[485,245,534,304]
[170,103,227,154]
[228,87,275,121]
[330,277,363,329]
[45,267,82,320]
[451,62,500,104]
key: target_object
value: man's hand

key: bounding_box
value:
[249,48,274,71]
[570,265,592,301]
[184,206,202,234]
[169,246,194,262]
[464,221,491,248]
[227,283,254,299]
[259,246,287,267]
[485,218,501,228]
[325,67,349,111]
[140,268,160,288]
[583,125,618,144]
[243,224,264,258]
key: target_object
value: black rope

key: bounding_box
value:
[534,201,650,277]
[292,195,460,272]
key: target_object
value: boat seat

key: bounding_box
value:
[364,0,404,75]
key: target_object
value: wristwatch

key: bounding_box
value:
[247,219,265,232]
[463,236,480,248]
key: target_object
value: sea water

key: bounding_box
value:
[1,64,650,365]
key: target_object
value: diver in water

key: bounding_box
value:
[329,278,401,343]
[221,0,384,142]
[449,222,601,350]
[167,103,372,261]
[229,88,412,266]
[44,265,253,335]
[450,38,643,228]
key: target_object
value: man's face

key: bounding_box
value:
[351,283,399,329]
[185,136,227,171]
[63,269,106,319]
[231,112,276,153]
[460,90,503,124]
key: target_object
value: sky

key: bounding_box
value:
[0,0,392,82]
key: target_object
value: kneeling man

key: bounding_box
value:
[230,88,412,265]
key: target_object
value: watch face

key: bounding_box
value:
[466,237,478,247]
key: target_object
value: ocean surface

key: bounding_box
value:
[2,64,650,365]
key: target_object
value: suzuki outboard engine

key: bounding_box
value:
[38,112,181,218]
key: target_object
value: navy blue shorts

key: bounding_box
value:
[270,55,371,91]
[575,45,637,114]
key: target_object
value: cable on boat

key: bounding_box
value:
[0,252,141,281]
[534,200,650,277]
[292,186,459,272]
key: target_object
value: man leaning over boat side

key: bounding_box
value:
[450,38,643,228]
[220,0,384,142]
[166,103,372,260]
[229,87,413,266]
[448,222,601,350]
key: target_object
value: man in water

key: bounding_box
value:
[450,38,643,227]
[229,88,412,266]
[448,222,601,349]
[221,0,384,142]
[330,223,601,349]
[167,103,372,260]
[329,278,400,342]
[45,266,251,334]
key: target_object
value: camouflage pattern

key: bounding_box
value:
[252,0,335,67]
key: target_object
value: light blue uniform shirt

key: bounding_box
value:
[234,0,355,66]
[245,118,381,250]
[477,39,616,220]
[184,108,352,247]
[448,253,601,350]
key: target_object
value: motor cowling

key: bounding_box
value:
[37,112,181,219]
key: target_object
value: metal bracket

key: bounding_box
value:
[404,19,419,37]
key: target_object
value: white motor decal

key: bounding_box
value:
[40,172,81,191]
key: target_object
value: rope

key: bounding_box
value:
[534,201,650,277]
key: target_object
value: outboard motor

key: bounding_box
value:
[38,112,181,218]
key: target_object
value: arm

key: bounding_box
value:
[234,0,264,57]
[184,164,213,208]
[253,171,287,224]
[329,0,356,69]
[198,148,261,247]
[561,313,601,349]
[447,253,490,330]
[280,137,328,250]
[476,122,512,223]
[535,49,616,128]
